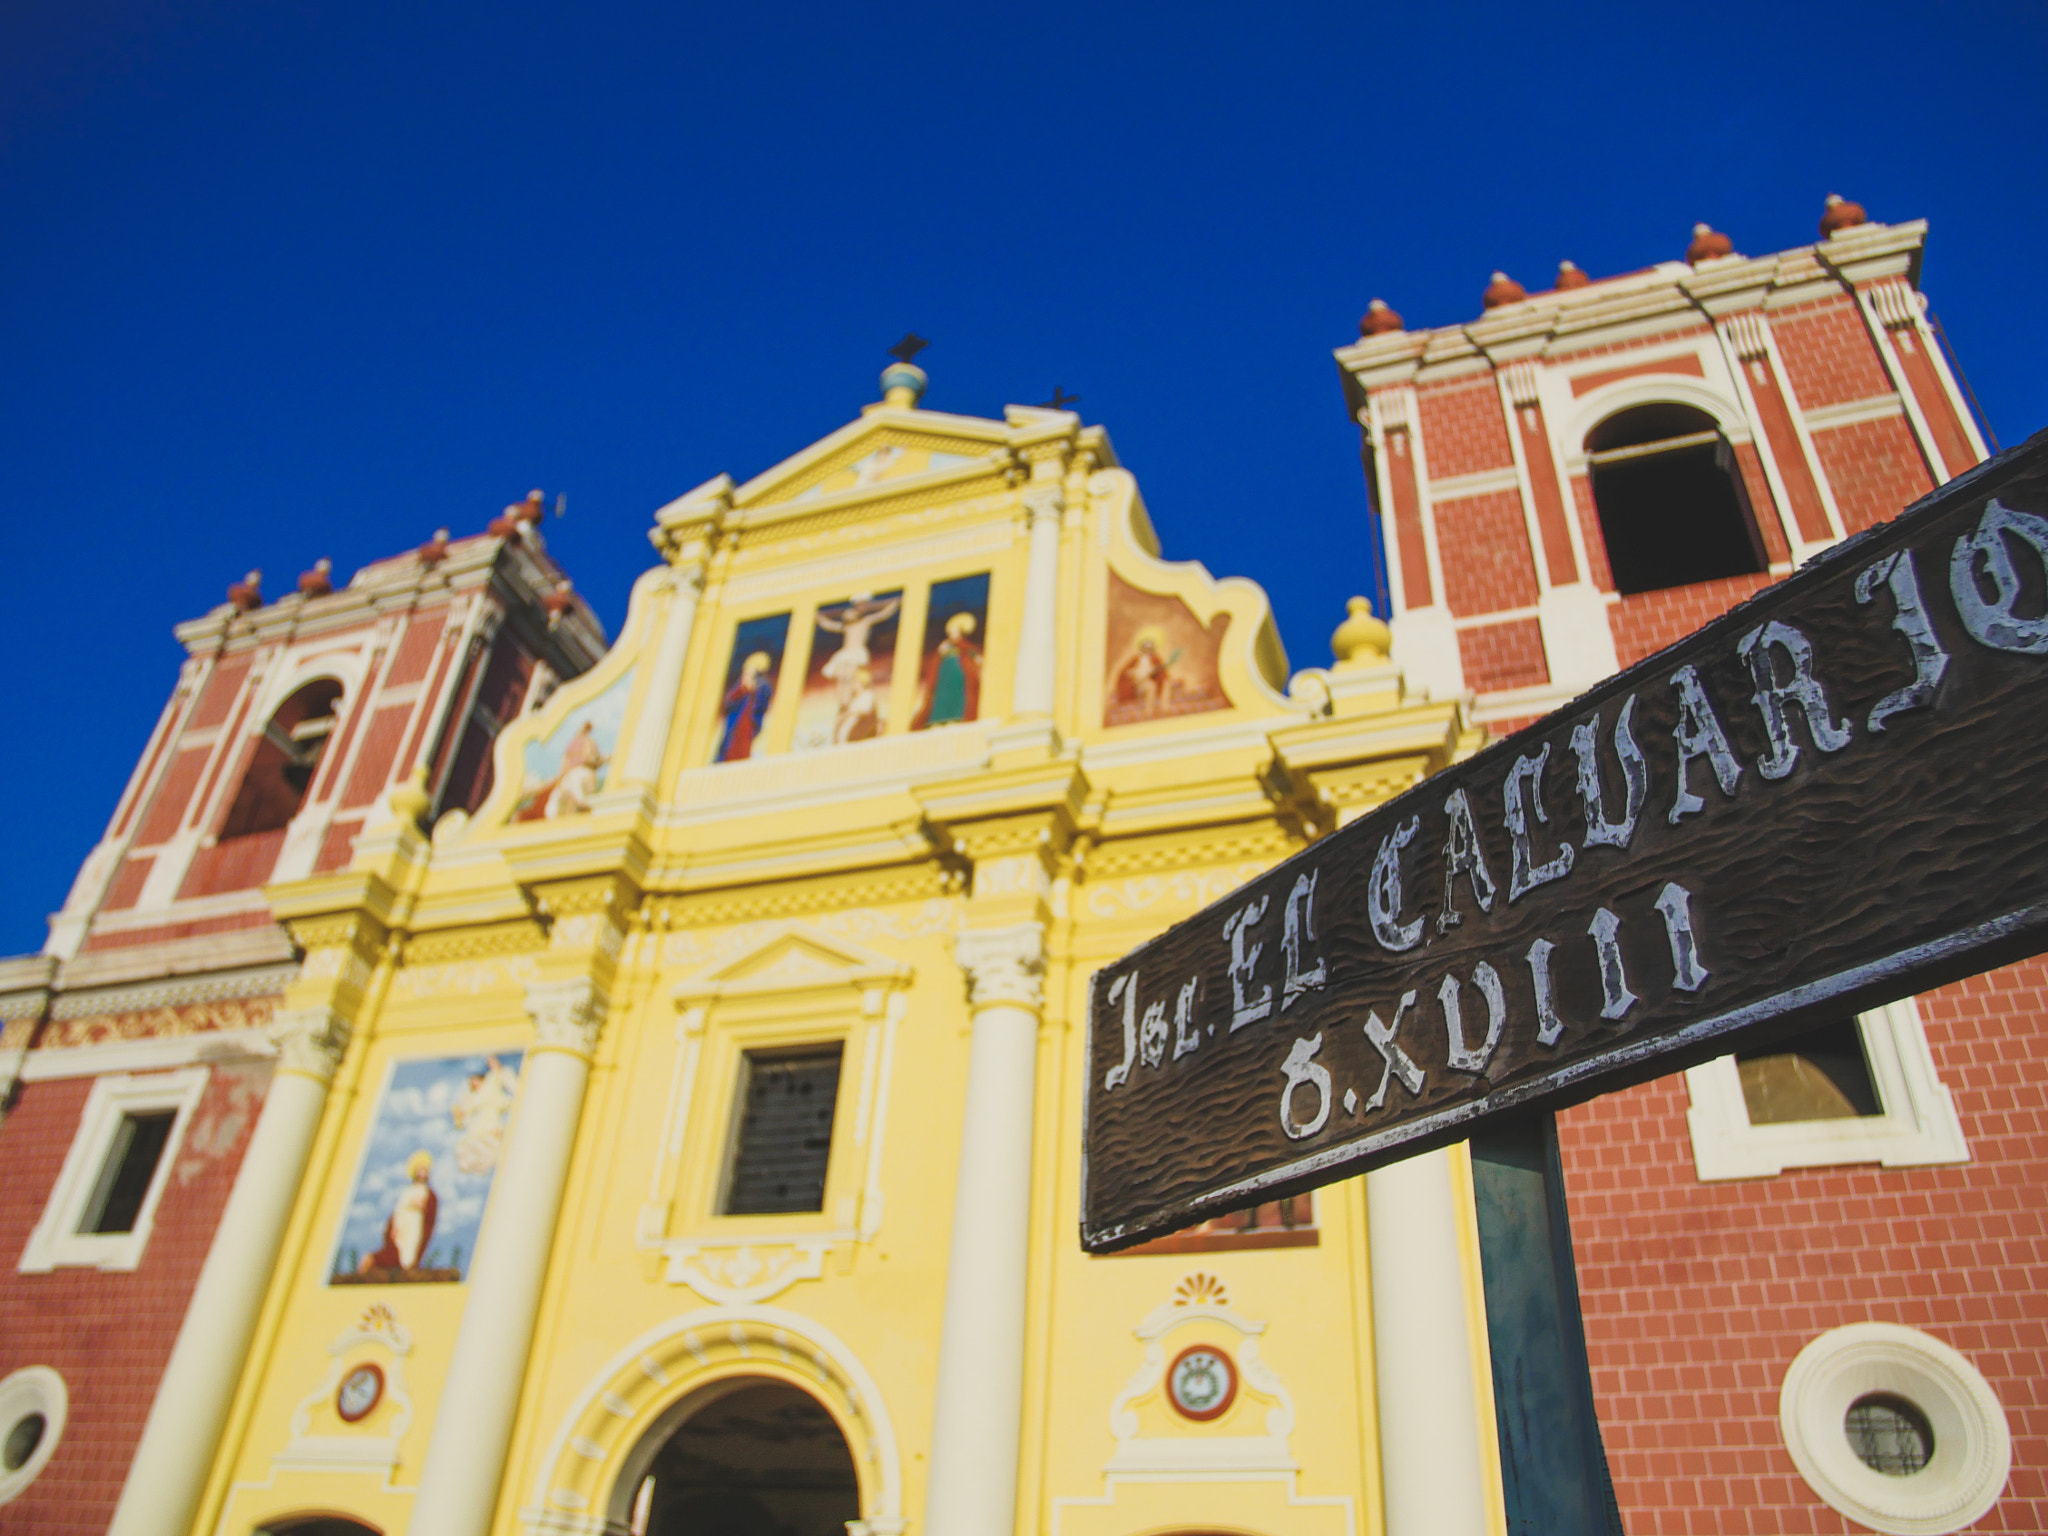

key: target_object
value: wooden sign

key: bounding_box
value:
[1082,429,2048,1253]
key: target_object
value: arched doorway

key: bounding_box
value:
[615,1378,861,1536]
[257,1518,380,1536]
[1584,402,1767,593]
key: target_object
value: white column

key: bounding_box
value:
[1010,485,1063,719]
[924,924,1045,1536]
[407,977,606,1536]
[616,563,707,788]
[1367,1148,1493,1536]
[107,1007,352,1536]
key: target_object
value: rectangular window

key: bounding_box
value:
[1685,999,1968,1181]
[19,1068,208,1273]
[78,1111,177,1235]
[723,1046,843,1216]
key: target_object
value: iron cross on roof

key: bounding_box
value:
[1039,386,1080,410]
[888,333,929,364]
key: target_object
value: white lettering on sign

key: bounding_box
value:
[1362,991,1424,1110]
[1223,895,1274,1031]
[1572,696,1647,851]
[1504,742,1575,902]
[1279,1034,1332,1139]
[1440,963,1506,1074]
[1281,870,1328,1010]
[1140,998,1169,1069]
[1856,550,1949,730]
[1527,937,1562,1047]
[1587,907,1637,1021]
[1369,816,1424,952]
[1654,882,1709,993]
[1668,665,1743,823]
[1104,973,1138,1090]
[1737,621,1853,780]
[1436,789,1498,933]
[1172,977,1202,1061]
[1951,500,2048,654]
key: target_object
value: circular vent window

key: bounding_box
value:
[0,1368,66,1505]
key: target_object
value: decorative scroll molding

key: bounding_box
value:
[1723,310,1770,360]
[660,1238,833,1304]
[276,1303,417,1475]
[1498,361,1541,408]
[525,978,607,1058]
[954,923,1047,1012]
[1868,279,1923,330]
[269,1006,352,1082]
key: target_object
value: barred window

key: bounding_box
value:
[722,1046,843,1216]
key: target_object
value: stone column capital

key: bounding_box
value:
[268,1006,352,1082]
[1021,482,1064,526]
[954,923,1047,1013]
[524,977,607,1058]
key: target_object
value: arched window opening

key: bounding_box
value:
[257,1518,381,1536]
[1735,1016,1882,1124]
[219,679,344,839]
[1586,403,1767,595]
[617,1379,860,1536]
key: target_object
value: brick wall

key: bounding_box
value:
[1607,573,1780,670]
[0,1062,271,1532]
[1436,491,1539,616]
[1419,377,1515,481]
[1457,618,1548,694]
[1810,416,1936,537]
[1772,299,1893,412]
[1557,956,2048,1534]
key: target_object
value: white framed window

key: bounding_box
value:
[1685,998,1967,1181]
[1779,1322,2010,1534]
[18,1068,207,1272]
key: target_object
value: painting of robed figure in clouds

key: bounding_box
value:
[712,613,791,763]
[794,590,902,750]
[511,667,633,821]
[911,573,989,730]
[330,1052,523,1285]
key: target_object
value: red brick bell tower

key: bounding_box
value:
[1339,203,2044,1534]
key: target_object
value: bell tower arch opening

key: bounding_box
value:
[613,1377,862,1536]
[1585,402,1768,594]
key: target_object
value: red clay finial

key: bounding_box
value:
[1687,223,1734,263]
[1359,298,1405,335]
[1555,260,1591,290]
[1482,271,1526,309]
[1819,193,1868,238]
[297,557,333,598]
[227,570,263,613]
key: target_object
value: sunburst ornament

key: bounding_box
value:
[1174,1272,1227,1307]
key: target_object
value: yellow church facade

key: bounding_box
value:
[161,363,1498,1536]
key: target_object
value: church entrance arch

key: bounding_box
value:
[610,1377,860,1536]
[256,1518,380,1536]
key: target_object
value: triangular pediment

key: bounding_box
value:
[733,407,1015,510]
[672,922,912,1002]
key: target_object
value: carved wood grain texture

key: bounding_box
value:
[1083,428,2048,1252]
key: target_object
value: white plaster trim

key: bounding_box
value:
[1466,679,1586,725]
[1452,606,1540,629]
[1555,374,1753,461]
[18,1026,276,1082]
[1684,998,1967,1181]
[48,963,297,1020]
[523,1305,904,1530]
[18,1067,209,1272]
[1780,1322,2010,1534]
[1425,466,1522,504]
[0,1366,67,1505]
[1801,392,1907,432]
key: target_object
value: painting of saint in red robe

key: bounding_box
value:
[912,573,989,730]
[1102,570,1229,727]
[712,613,791,763]
[330,1051,523,1285]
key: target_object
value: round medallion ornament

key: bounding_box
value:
[1167,1345,1237,1422]
[336,1363,384,1424]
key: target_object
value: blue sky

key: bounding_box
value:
[3,1,2042,952]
